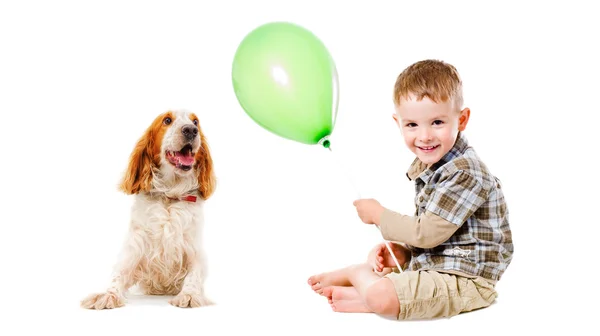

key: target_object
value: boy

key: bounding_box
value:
[308,59,513,320]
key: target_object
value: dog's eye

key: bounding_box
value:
[163,117,172,125]
[193,119,198,126]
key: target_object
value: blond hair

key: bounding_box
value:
[393,59,463,112]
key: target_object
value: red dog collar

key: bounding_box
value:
[168,195,197,202]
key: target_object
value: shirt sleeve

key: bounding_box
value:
[379,209,460,248]
[425,170,489,227]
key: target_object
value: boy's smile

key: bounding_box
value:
[393,95,470,166]
[417,145,439,153]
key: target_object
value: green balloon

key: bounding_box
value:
[232,22,339,148]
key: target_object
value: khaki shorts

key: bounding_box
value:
[384,270,497,320]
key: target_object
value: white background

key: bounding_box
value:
[1,0,598,334]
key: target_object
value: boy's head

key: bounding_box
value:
[392,59,470,166]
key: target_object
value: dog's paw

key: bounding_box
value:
[81,291,125,310]
[169,292,214,308]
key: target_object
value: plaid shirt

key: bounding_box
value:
[404,132,513,282]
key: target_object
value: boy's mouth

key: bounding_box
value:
[417,145,439,153]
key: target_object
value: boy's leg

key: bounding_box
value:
[307,266,353,295]
[383,270,498,320]
[313,267,498,320]
[308,265,393,295]
[322,286,360,303]
[311,263,400,318]
[345,263,400,319]
[322,286,372,313]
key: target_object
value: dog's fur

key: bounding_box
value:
[81,109,216,309]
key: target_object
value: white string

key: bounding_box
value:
[326,146,361,199]
[325,144,403,273]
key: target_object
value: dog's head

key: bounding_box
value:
[119,110,216,200]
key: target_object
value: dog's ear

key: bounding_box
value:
[119,124,157,195]
[195,131,216,200]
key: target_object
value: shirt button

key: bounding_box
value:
[418,196,424,202]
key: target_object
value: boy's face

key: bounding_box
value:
[393,95,470,166]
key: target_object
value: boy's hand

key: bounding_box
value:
[368,242,410,272]
[353,199,385,225]
[368,243,387,272]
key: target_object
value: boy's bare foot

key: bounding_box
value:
[331,299,372,313]
[307,267,352,295]
[322,286,359,303]
[322,286,371,313]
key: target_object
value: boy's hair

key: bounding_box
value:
[393,59,463,112]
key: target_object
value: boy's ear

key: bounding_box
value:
[458,108,471,131]
[392,113,401,127]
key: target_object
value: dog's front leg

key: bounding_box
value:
[81,234,141,310]
[169,259,213,308]
[80,265,137,310]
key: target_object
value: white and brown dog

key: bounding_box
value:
[81,109,216,309]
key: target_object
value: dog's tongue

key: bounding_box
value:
[176,151,195,166]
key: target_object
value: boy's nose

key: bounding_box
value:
[419,129,433,142]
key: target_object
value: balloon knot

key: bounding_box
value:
[318,136,331,149]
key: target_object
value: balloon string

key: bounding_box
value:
[326,145,403,273]
[327,146,361,200]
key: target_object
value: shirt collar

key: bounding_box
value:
[406,131,470,182]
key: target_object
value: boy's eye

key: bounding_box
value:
[406,123,417,128]
[433,120,444,125]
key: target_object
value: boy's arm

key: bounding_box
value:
[377,170,490,248]
[377,210,458,248]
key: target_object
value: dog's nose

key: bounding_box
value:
[182,124,198,141]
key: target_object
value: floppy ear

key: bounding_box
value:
[119,127,156,195]
[196,132,216,200]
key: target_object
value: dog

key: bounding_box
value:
[81,109,216,309]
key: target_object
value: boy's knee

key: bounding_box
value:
[364,279,399,317]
